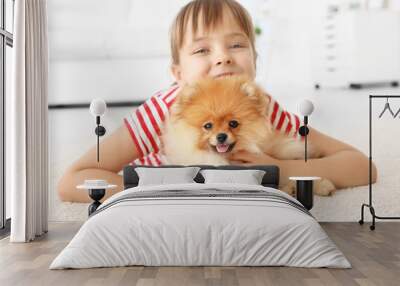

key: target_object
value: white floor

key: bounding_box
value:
[49,84,400,222]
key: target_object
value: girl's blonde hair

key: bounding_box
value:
[170,0,257,65]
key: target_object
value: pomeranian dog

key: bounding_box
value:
[161,76,335,196]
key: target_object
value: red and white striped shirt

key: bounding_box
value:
[124,84,301,166]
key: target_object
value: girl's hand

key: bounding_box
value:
[228,151,277,166]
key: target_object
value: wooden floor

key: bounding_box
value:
[0,222,399,286]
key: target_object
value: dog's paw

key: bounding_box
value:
[281,181,296,197]
[314,179,336,196]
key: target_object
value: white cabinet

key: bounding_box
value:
[311,7,400,89]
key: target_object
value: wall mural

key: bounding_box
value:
[48,0,400,223]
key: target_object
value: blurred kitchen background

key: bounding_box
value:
[46,0,400,222]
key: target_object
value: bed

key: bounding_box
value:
[49,165,350,269]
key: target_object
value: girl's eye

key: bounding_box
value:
[229,120,239,128]
[194,48,209,54]
[203,122,213,130]
[230,43,244,49]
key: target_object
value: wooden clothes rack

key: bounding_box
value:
[359,95,400,230]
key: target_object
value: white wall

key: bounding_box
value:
[48,0,192,104]
[49,58,173,103]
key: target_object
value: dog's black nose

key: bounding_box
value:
[216,133,228,143]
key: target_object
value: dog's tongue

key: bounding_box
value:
[216,144,229,153]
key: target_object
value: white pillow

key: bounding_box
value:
[135,167,201,186]
[200,169,266,185]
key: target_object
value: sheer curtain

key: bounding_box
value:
[9,0,48,242]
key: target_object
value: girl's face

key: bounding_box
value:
[172,9,256,86]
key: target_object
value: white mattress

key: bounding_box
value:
[50,183,351,269]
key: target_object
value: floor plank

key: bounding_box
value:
[0,222,399,286]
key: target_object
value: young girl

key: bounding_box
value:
[58,0,377,203]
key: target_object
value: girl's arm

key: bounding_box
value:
[57,125,139,203]
[229,127,378,189]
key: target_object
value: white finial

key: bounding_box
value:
[90,98,107,117]
[298,99,314,116]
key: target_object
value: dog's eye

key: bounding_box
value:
[203,122,213,130]
[229,120,239,128]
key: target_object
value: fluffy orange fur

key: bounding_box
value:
[171,76,271,154]
[161,76,335,195]
[162,75,306,163]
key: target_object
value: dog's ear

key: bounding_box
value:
[183,83,199,97]
[241,81,270,114]
[240,82,257,98]
[171,83,200,119]
[262,92,272,116]
[180,83,198,100]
